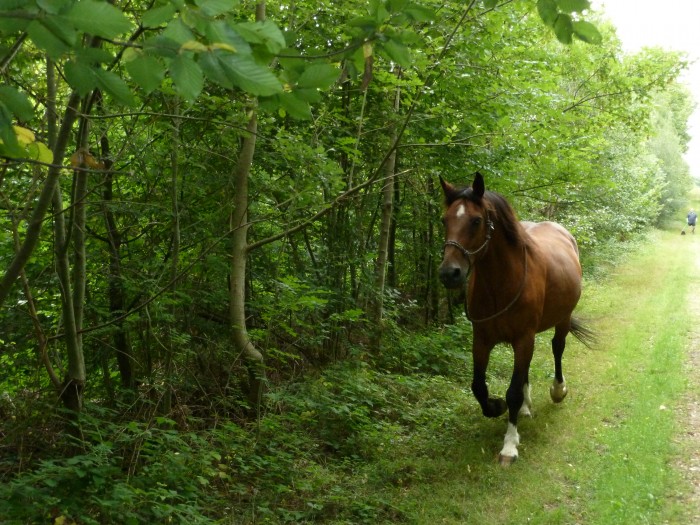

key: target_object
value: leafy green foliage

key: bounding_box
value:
[536,0,601,44]
[0,1,695,523]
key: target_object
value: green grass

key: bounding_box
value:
[372,227,697,524]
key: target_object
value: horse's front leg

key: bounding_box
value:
[499,335,535,466]
[471,339,507,418]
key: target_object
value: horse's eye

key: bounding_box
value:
[472,217,482,228]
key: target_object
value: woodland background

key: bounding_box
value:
[0,0,695,523]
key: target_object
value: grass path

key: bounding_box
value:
[389,226,700,524]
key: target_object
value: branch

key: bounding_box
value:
[0,91,81,307]
[246,169,411,252]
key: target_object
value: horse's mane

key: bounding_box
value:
[445,185,525,247]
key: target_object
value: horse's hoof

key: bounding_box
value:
[499,454,517,467]
[485,398,508,418]
[550,382,568,403]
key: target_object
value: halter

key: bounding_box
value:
[442,214,528,324]
[442,218,494,260]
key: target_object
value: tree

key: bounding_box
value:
[0,0,686,416]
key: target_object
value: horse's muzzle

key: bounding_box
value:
[439,262,466,289]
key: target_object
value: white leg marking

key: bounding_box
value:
[455,204,466,218]
[500,422,520,459]
[550,375,568,403]
[519,383,532,417]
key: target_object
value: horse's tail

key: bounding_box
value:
[570,317,596,348]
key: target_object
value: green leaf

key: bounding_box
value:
[142,4,178,28]
[0,142,24,159]
[553,14,573,44]
[0,15,29,34]
[26,20,70,59]
[205,20,251,55]
[292,87,321,104]
[26,141,54,163]
[404,4,435,22]
[0,0,32,10]
[218,54,283,96]
[66,0,131,39]
[382,39,411,67]
[482,0,499,8]
[43,477,58,488]
[296,64,339,90]
[348,16,377,30]
[278,92,312,120]
[126,55,166,93]
[278,48,305,76]
[40,15,77,47]
[163,18,196,45]
[0,86,34,122]
[199,51,234,89]
[387,0,409,11]
[0,106,23,158]
[1,0,34,7]
[75,47,114,65]
[234,20,286,54]
[94,69,136,106]
[371,0,390,23]
[556,0,590,13]
[143,35,181,58]
[537,0,558,27]
[170,55,203,101]
[196,0,237,17]
[573,20,602,44]
[64,60,97,96]
[36,0,71,15]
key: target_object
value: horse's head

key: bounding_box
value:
[438,172,493,289]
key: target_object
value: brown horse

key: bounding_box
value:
[438,172,593,466]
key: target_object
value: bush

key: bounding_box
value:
[374,317,472,376]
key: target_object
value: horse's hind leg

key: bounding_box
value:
[519,377,533,417]
[550,323,569,403]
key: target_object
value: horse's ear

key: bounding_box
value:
[439,175,452,193]
[472,172,485,199]
[439,176,456,202]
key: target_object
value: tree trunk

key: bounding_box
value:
[387,176,399,289]
[228,2,266,410]
[71,102,90,355]
[100,134,134,389]
[369,79,401,335]
[54,181,85,412]
[164,102,181,414]
[230,110,265,408]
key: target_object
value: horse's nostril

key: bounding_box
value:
[439,265,463,287]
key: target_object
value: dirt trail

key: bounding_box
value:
[676,232,700,522]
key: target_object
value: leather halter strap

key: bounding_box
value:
[442,216,494,259]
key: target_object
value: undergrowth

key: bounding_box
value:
[0,316,482,524]
[0,232,661,524]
